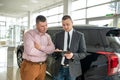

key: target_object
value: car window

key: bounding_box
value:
[76,28,105,52]
[47,28,63,42]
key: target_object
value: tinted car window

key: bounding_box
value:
[76,29,104,52]
[47,27,63,42]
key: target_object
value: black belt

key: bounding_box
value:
[23,59,46,65]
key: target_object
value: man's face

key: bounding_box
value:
[36,21,48,33]
[62,19,73,32]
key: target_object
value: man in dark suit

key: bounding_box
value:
[53,15,87,80]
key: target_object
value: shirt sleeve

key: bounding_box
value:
[23,32,46,57]
[40,34,55,54]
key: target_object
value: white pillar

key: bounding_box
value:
[113,16,117,27]
[28,11,32,29]
[7,47,15,67]
[63,0,72,15]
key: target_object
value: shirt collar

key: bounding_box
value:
[65,28,73,35]
[69,28,73,35]
[35,29,46,36]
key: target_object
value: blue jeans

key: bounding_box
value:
[53,66,76,80]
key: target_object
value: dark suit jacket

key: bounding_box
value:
[53,29,87,77]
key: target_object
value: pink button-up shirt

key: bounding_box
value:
[23,29,55,62]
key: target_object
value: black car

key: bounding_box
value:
[16,25,120,80]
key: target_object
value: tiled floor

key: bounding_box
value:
[0,47,21,80]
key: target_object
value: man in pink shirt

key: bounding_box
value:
[20,15,55,80]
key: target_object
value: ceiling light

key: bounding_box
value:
[31,0,38,3]
[21,5,28,8]
[0,3,3,6]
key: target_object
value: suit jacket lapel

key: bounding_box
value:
[61,31,65,50]
[70,30,76,50]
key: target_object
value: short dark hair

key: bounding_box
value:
[36,15,46,24]
[62,15,72,21]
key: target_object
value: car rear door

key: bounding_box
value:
[106,29,120,75]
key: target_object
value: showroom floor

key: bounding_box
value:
[0,47,21,80]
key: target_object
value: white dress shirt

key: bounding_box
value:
[61,28,73,65]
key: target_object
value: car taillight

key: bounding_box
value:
[111,55,118,68]
[97,51,119,76]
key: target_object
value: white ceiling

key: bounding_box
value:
[0,0,62,18]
